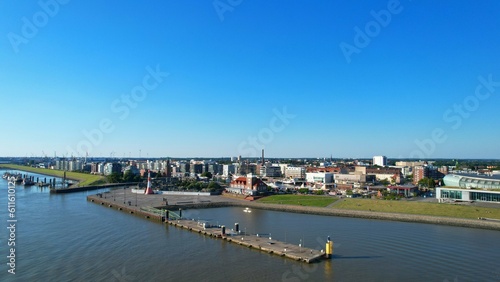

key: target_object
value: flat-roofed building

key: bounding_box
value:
[285,167,305,179]
[260,166,282,177]
[306,172,334,184]
[334,173,366,184]
[373,156,387,167]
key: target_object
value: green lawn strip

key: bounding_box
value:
[334,198,500,220]
[257,194,337,207]
[0,164,104,186]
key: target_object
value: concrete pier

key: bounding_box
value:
[168,219,325,263]
[87,191,326,263]
[87,193,163,221]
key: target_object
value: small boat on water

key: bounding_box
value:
[14,174,23,183]
[23,178,35,186]
[7,174,23,184]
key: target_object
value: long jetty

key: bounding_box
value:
[50,182,139,193]
[87,193,328,263]
[168,219,325,263]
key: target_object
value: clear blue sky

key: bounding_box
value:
[1,0,499,159]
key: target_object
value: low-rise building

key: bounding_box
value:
[436,187,500,203]
[260,165,282,177]
[306,172,334,184]
[285,166,305,179]
[334,173,366,184]
[387,185,418,197]
[437,174,500,203]
[226,174,268,195]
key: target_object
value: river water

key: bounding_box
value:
[1,169,499,281]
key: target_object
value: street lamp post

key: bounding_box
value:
[123,187,126,204]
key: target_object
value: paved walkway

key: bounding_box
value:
[326,198,345,208]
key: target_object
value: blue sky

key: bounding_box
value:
[1,0,499,159]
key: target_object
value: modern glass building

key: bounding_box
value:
[443,174,500,189]
[438,174,500,203]
[436,187,500,203]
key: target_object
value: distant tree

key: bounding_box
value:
[123,171,141,182]
[107,172,123,183]
[418,177,435,188]
[123,171,134,182]
[207,182,221,190]
[201,172,213,179]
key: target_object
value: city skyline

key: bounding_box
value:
[2,1,500,159]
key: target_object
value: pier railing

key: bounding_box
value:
[140,206,182,220]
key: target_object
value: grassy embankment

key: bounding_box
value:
[0,164,104,187]
[257,194,337,207]
[334,198,500,220]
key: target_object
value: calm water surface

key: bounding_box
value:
[1,169,499,281]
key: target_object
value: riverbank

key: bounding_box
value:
[223,195,500,231]
[334,198,500,220]
[0,164,104,186]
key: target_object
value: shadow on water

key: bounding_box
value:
[332,255,383,260]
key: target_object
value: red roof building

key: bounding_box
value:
[226,174,268,195]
